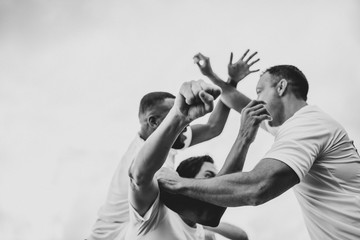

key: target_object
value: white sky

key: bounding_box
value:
[1,1,359,240]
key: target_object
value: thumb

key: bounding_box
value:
[199,91,214,112]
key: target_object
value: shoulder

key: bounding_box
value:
[278,105,340,138]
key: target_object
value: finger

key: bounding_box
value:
[180,82,197,105]
[199,90,215,103]
[191,80,203,99]
[252,106,270,116]
[229,52,233,65]
[193,56,200,64]
[247,103,266,112]
[200,81,221,100]
[245,51,258,63]
[249,58,260,66]
[194,56,206,68]
[245,99,265,108]
[240,49,250,60]
[255,114,272,122]
[194,52,207,60]
[199,91,214,112]
[250,69,260,73]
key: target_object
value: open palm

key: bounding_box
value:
[228,49,260,84]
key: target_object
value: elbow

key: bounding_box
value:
[128,164,148,188]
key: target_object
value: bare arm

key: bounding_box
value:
[159,158,299,207]
[218,100,270,175]
[128,80,221,216]
[189,100,230,146]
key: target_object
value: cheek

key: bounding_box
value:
[257,92,270,103]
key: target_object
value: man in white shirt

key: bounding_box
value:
[157,52,360,240]
[88,90,230,240]
[126,80,268,239]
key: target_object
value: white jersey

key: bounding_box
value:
[120,194,204,240]
[263,105,360,240]
[89,129,192,240]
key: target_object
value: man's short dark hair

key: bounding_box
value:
[176,155,214,178]
[138,91,175,117]
[265,65,309,101]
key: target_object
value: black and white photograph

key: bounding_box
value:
[1,1,360,240]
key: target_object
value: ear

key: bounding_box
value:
[277,79,288,97]
[147,116,158,129]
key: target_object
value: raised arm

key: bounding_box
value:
[128,80,221,216]
[193,50,259,114]
[217,100,270,175]
[189,100,230,146]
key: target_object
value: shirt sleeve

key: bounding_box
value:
[182,126,192,149]
[128,193,166,235]
[263,122,324,181]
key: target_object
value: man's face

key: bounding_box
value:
[194,161,217,179]
[153,98,188,149]
[256,72,284,127]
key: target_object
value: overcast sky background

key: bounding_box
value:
[1,1,360,240]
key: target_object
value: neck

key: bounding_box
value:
[283,96,307,123]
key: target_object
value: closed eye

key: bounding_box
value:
[204,171,216,178]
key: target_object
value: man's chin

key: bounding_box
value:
[268,119,281,127]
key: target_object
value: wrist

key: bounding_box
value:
[235,134,252,147]
[227,78,238,87]
[178,177,192,194]
[168,107,191,128]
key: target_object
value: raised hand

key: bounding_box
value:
[239,100,271,144]
[174,80,221,122]
[193,53,214,77]
[228,49,260,84]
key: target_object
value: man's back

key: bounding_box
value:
[89,135,144,240]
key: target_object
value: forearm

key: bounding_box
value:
[217,137,250,176]
[129,109,189,185]
[206,72,251,114]
[180,172,260,207]
[206,100,230,135]
[190,100,230,146]
[178,159,299,207]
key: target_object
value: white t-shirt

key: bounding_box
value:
[89,128,192,240]
[263,105,360,240]
[121,194,205,240]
